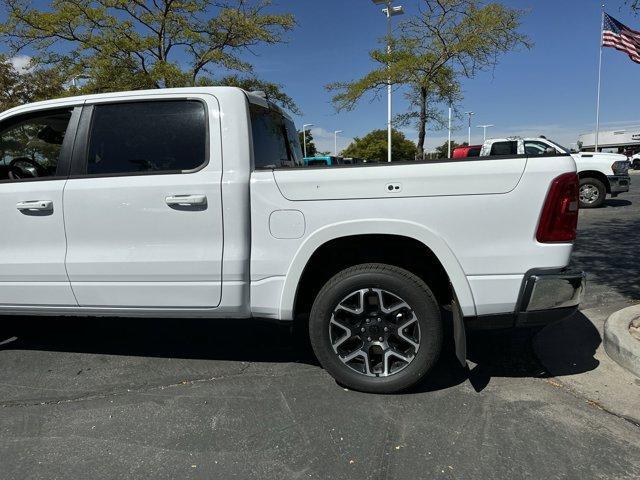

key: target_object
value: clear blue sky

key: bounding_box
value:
[249,0,640,153]
[3,1,639,153]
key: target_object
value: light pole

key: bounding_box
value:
[334,130,343,156]
[477,124,494,143]
[447,105,452,158]
[372,0,404,162]
[70,74,91,88]
[465,111,475,145]
[302,123,314,158]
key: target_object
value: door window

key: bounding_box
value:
[525,141,557,156]
[86,101,207,175]
[0,109,73,181]
[489,141,518,156]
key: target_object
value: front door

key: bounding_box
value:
[63,96,224,308]
[0,107,80,306]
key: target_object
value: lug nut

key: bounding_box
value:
[378,337,383,342]
[366,319,370,323]
[367,337,372,342]
[377,318,381,322]
[384,327,388,332]
[361,327,366,332]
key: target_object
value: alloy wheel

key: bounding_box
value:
[329,288,420,377]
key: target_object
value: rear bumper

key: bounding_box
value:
[464,269,586,330]
[608,175,630,195]
[516,269,586,327]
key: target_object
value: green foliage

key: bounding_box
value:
[0,0,297,111]
[298,129,317,157]
[342,129,417,163]
[0,55,67,111]
[328,0,530,154]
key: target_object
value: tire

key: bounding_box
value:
[309,263,442,393]
[633,159,640,170]
[579,177,606,209]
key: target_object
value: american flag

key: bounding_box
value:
[602,13,640,64]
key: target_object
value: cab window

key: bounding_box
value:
[525,141,557,156]
[250,104,302,169]
[0,109,73,181]
[490,141,518,156]
[86,101,207,175]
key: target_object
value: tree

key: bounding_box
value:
[434,140,467,159]
[0,0,297,110]
[0,55,66,111]
[298,129,317,157]
[342,129,417,162]
[328,0,529,156]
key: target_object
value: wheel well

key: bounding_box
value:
[579,170,611,193]
[293,235,453,318]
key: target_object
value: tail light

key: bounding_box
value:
[536,172,579,243]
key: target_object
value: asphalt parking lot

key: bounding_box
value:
[1,174,639,480]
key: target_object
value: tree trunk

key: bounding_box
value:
[417,86,427,158]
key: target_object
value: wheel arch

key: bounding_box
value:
[279,220,476,321]
[579,170,611,193]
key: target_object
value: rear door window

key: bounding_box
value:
[86,101,207,176]
[490,141,518,156]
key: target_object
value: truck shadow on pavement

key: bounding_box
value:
[0,309,601,395]
[410,310,601,394]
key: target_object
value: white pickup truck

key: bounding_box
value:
[480,137,631,208]
[0,87,585,393]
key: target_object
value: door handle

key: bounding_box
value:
[16,200,53,212]
[165,194,207,206]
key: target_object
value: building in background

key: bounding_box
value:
[578,127,640,155]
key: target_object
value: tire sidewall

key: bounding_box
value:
[309,266,442,393]
[579,178,606,208]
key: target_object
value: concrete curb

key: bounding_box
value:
[603,305,640,378]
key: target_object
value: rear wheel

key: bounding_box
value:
[633,159,640,170]
[579,177,606,208]
[309,263,442,393]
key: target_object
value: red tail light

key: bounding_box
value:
[536,172,579,243]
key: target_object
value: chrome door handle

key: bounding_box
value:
[16,200,53,212]
[165,194,207,206]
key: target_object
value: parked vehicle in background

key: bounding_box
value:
[0,87,585,393]
[452,145,482,159]
[480,137,631,208]
[632,152,640,170]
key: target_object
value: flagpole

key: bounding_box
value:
[595,4,605,152]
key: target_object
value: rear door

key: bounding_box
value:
[0,106,80,306]
[63,95,224,308]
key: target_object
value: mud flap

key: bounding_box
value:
[451,296,468,368]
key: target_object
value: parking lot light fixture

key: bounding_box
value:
[465,111,475,144]
[477,124,495,143]
[372,0,404,162]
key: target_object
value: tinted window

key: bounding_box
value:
[87,101,206,175]
[468,147,481,157]
[250,104,302,169]
[0,109,72,181]
[525,141,557,156]
[490,141,518,156]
